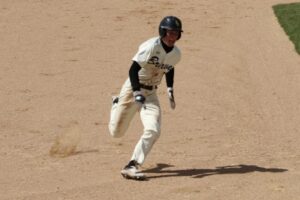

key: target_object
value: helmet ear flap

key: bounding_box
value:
[159,28,167,38]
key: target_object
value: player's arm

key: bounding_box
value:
[129,61,141,91]
[165,68,174,88]
[129,61,145,104]
[165,68,176,109]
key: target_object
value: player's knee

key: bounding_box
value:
[153,129,161,139]
[108,124,123,138]
[145,129,160,141]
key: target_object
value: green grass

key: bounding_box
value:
[273,2,300,54]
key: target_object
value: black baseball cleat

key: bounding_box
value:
[112,96,119,105]
[121,160,146,181]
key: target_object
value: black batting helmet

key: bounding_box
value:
[159,16,183,40]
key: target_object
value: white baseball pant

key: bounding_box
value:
[109,79,161,165]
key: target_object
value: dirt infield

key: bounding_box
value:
[1,0,299,199]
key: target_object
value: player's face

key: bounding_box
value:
[163,30,180,47]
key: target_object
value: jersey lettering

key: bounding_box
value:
[148,56,173,71]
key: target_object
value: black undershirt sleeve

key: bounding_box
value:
[165,68,174,88]
[129,61,142,91]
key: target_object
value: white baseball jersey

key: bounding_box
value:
[132,37,181,86]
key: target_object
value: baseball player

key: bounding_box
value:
[108,16,183,180]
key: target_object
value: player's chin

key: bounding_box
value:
[166,41,176,47]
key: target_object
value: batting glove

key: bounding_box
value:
[133,91,145,104]
[167,87,176,110]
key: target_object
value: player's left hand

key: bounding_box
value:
[167,87,176,110]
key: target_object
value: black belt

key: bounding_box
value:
[140,84,157,90]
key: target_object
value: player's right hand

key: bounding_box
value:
[167,87,176,110]
[133,91,145,104]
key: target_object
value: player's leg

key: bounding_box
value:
[121,93,160,180]
[109,80,139,138]
[130,93,161,165]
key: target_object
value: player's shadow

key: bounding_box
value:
[142,163,288,179]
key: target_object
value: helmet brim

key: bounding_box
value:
[160,26,183,32]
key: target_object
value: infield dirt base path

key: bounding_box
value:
[1,0,300,199]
